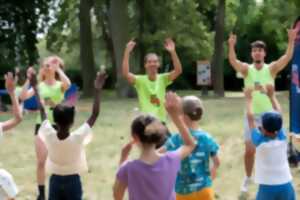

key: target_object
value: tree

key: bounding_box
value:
[79,0,96,96]
[108,0,132,97]
[211,0,225,96]
[0,0,52,67]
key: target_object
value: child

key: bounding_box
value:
[0,72,23,200]
[113,92,196,200]
[244,86,295,200]
[161,95,220,200]
[30,71,107,200]
[20,56,71,200]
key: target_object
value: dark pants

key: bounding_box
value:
[48,174,82,200]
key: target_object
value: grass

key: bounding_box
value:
[0,90,299,200]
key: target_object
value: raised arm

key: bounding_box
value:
[228,33,248,77]
[19,67,36,101]
[2,72,22,131]
[266,84,282,113]
[165,92,196,159]
[86,72,107,127]
[269,26,299,76]
[165,38,182,81]
[52,58,71,92]
[30,72,47,121]
[244,88,256,129]
[122,40,136,85]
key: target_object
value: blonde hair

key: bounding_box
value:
[39,55,65,81]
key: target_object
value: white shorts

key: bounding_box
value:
[0,169,18,199]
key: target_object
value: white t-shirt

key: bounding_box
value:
[251,128,292,185]
[0,124,19,199]
[38,120,93,175]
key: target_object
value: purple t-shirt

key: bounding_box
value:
[117,151,181,200]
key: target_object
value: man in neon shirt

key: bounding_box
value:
[228,26,299,193]
[122,38,182,122]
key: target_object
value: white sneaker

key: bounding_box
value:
[240,176,253,192]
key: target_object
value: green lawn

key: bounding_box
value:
[0,90,299,200]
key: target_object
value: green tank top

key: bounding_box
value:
[36,81,64,124]
[244,64,274,114]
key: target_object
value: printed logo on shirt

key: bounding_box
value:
[150,94,160,106]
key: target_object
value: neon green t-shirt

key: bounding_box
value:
[244,64,274,114]
[36,81,64,124]
[134,73,172,122]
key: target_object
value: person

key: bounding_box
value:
[30,70,107,200]
[161,95,220,200]
[0,72,23,200]
[244,86,295,200]
[227,26,299,192]
[113,92,196,200]
[19,56,71,200]
[122,38,182,122]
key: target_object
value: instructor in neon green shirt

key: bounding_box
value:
[228,27,299,193]
[122,38,182,122]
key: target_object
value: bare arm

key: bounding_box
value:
[165,92,196,159]
[86,72,107,127]
[228,33,248,76]
[165,39,182,81]
[270,27,299,76]
[30,73,47,121]
[19,67,36,101]
[266,84,282,112]
[122,40,136,85]
[2,73,22,131]
[56,67,71,92]
[244,88,256,129]
[210,155,220,180]
[113,180,127,200]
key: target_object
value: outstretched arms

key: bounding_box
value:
[228,33,249,77]
[165,38,182,81]
[269,26,299,76]
[2,72,22,131]
[122,40,136,85]
[86,72,107,127]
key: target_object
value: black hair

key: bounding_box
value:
[53,104,75,127]
[293,16,300,28]
[131,115,168,146]
[251,40,266,51]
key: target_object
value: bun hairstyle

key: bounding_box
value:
[182,96,203,121]
[131,115,168,145]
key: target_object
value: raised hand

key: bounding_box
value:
[94,72,107,90]
[5,72,15,94]
[228,33,237,47]
[165,92,182,116]
[164,38,175,53]
[288,26,300,42]
[125,40,136,53]
[29,71,38,88]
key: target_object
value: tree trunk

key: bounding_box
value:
[211,0,225,97]
[108,0,133,97]
[137,0,145,72]
[79,0,96,97]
